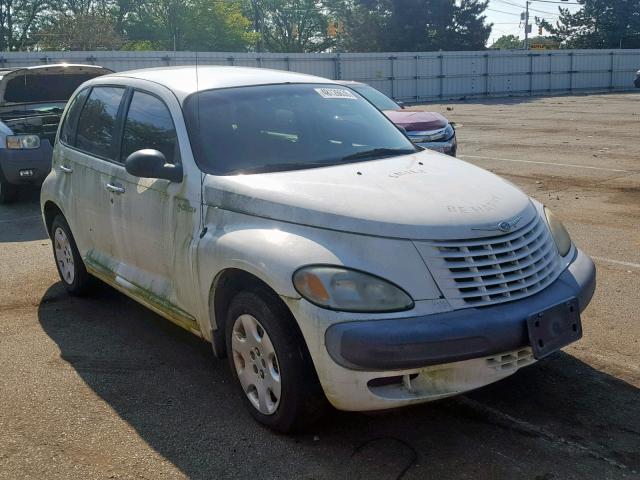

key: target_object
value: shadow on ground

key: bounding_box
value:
[38,282,640,479]
[0,188,47,243]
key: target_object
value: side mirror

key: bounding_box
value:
[124,149,183,182]
[396,100,406,109]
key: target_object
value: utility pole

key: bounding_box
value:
[524,1,531,50]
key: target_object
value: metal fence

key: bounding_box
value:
[1,49,638,103]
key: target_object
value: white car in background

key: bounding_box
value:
[41,66,596,432]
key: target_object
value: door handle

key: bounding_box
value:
[60,165,73,174]
[105,183,126,194]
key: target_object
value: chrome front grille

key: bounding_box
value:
[416,216,562,308]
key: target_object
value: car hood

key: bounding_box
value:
[383,110,448,131]
[203,150,536,240]
[0,64,112,106]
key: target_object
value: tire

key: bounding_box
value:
[0,175,18,204]
[225,288,327,433]
[50,214,93,295]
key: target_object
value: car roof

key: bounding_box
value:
[101,66,338,101]
[335,80,365,86]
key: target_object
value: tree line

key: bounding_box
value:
[0,0,491,52]
[0,0,637,53]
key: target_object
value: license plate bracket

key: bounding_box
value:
[527,298,582,360]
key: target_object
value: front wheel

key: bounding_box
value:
[225,289,327,433]
[51,215,92,295]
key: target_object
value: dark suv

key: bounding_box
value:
[0,64,111,202]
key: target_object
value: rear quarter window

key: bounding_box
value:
[60,88,90,145]
[75,86,126,160]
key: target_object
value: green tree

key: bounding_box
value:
[185,0,258,50]
[125,0,256,51]
[490,34,522,49]
[334,0,491,52]
[452,0,491,50]
[244,0,336,52]
[332,0,388,52]
[0,0,50,50]
[541,0,640,49]
[35,13,124,50]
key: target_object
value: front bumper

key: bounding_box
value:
[0,141,53,185]
[326,249,595,371]
[302,249,594,411]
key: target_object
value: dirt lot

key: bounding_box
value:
[1,92,639,480]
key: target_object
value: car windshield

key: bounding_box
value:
[184,83,416,175]
[348,84,400,111]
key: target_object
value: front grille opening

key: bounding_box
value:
[425,216,562,308]
[367,373,418,389]
[486,348,534,371]
[454,278,474,284]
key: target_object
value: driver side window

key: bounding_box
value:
[121,91,179,165]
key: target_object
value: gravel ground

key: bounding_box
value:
[1,92,639,480]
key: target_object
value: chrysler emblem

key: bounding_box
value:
[498,221,514,232]
[473,216,523,233]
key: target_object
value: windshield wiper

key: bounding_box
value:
[341,147,416,161]
[226,161,345,175]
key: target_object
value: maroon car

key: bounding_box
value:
[339,81,457,156]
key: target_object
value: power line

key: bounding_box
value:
[531,0,580,4]
[494,0,562,16]
[487,7,523,16]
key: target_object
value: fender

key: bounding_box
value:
[194,207,442,334]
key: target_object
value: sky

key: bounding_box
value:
[484,0,583,45]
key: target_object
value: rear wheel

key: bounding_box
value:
[51,214,92,295]
[0,176,18,204]
[225,289,327,433]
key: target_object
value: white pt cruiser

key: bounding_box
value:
[41,67,596,432]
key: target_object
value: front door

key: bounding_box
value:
[107,88,202,333]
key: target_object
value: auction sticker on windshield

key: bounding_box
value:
[315,88,357,99]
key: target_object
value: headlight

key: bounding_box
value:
[293,266,414,312]
[544,207,572,257]
[443,123,455,140]
[6,135,40,150]
[408,123,455,143]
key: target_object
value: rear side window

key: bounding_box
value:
[60,88,89,145]
[75,86,125,160]
[121,91,179,164]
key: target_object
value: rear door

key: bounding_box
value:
[58,85,127,271]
